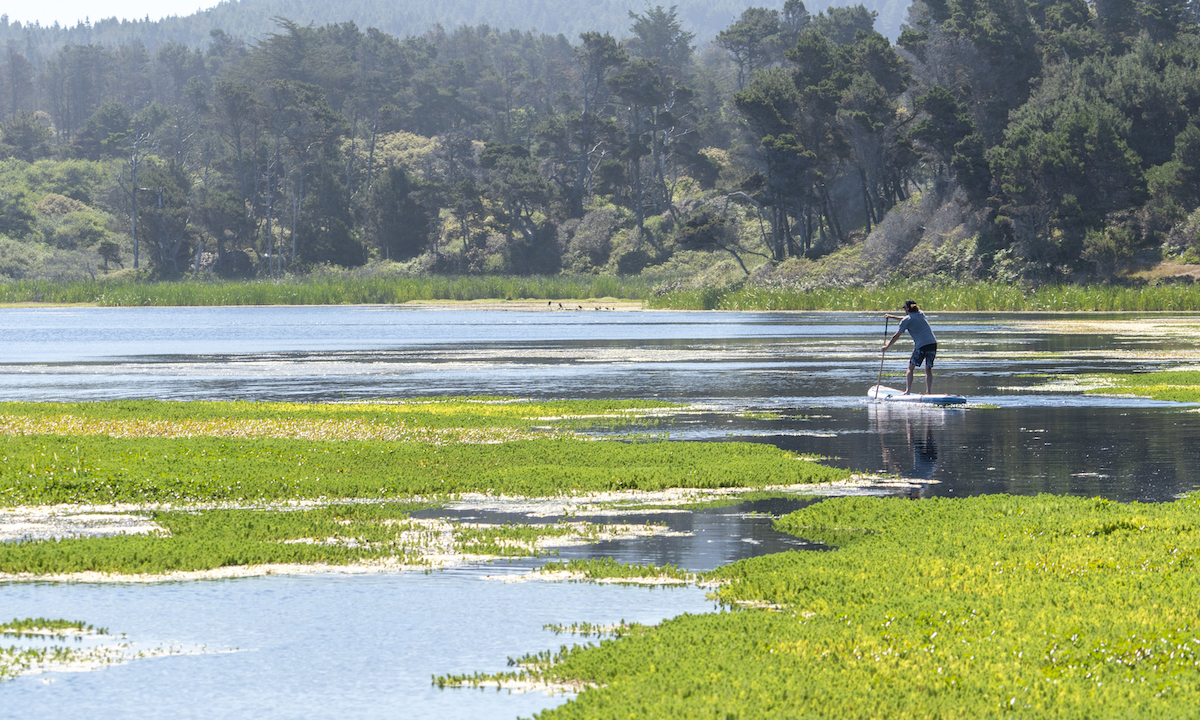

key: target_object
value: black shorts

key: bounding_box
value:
[910,343,937,367]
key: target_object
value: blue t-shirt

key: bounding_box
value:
[898,311,936,348]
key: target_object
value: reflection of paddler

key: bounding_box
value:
[908,417,938,479]
[869,404,946,480]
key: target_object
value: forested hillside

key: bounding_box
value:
[1,0,1199,287]
[0,0,911,53]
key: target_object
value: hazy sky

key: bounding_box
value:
[5,0,223,27]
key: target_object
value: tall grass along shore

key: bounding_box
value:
[0,275,648,307]
[5,276,1200,311]
[647,280,1200,312]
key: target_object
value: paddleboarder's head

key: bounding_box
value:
[903,299,919,313]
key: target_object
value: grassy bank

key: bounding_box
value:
[522,492,1200,718]
[7,276,1200,311]
[0,274,650,307]
[648,280,1200,312]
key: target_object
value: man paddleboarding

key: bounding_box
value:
[882,299,937,395]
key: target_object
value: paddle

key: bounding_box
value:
[876,316,888,399]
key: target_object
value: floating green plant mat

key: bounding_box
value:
[0,397,682,439]
[537,558,696,583]
[0,435,847,506]
[489,493,1200,718]
[0,398,848,505]
[0,504,428,574]
[0,504,669,574]
[1,618,114,681]
[1,618,107,638]
[1080,370,1200,403]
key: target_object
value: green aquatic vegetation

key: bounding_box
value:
[434,644,591,690]
[538,557,696,582]
[1079,370,1200,403]
[0,433,849,506]
[0,618,117,681]
[0,397,685,439]
[0,503,435,574]
[544,621,651,639]
[602,491,821,513]
[453,523,581,557]
[513,493,1200,718]
[1,618,107,638]
[1,645,83,680]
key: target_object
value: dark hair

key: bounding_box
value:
[904,299,920,312]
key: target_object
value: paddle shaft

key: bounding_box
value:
[876,316,889,395]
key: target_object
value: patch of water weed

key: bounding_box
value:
[1079,370,1200,403]
[0,503,437,574]
[505,493,1200,718]
[0,507,697,576]
[0,434,849,506]
[537,557,697,583]
[434,643,598,692]
[0,618,119,681]
[544,621,651,639]
[595,491,822,513]
[1,618,108,639]
[0,397,685,437]
[1,645,86,681]
[453,523,583,557]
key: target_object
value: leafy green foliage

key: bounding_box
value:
[539,557,695,581]
[0,504,431,574]
[530,493,1200,718]
[1,618,106,637]
[0,397,849,505]
[4,0,1200,286]
[0,434,847,505]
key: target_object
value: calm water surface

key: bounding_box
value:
[2,306,1199,718]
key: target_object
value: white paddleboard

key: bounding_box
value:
[868,385,967,405]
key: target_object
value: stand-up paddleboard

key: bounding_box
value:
[868,385,967,405]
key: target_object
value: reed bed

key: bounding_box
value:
[0,275,650,307]
[7,275,1200,311]
[649,281,1200,312]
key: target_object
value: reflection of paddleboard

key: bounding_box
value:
[868,385,967,405]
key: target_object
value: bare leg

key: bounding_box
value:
[925,359,934,394]
[905,363,915,394]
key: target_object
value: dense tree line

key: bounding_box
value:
[1,0,1199,283]
[0,0,910,58]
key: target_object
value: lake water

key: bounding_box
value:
[2,305,1199,718]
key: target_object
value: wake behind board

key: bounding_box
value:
[868,385,967,405]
